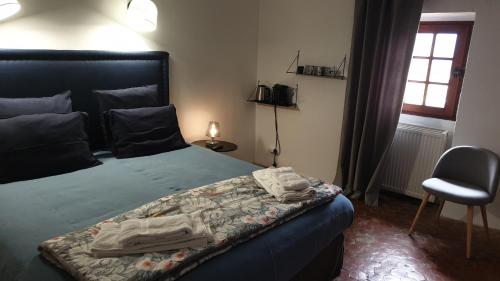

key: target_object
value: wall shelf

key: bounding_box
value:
[248,100,300,111]
[286,50,347,80]
[294,73,347,80]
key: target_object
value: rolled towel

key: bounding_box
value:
[90,215,213,258]
[273,167,294,174]
[118,214,193,247]
[277,173,309,191]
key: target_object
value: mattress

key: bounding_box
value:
[0,146,354,281]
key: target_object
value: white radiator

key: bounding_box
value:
[381,123,448,200]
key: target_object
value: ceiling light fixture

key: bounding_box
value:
[127,0,157,32]
[0,0,21,21]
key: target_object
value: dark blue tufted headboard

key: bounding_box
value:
[0,49,169,149]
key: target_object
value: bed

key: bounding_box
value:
[0,49,354,281]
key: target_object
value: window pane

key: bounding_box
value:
[408,58,429,81]
[404,82,425,105]
[433,33,457,58]
[425,84,448,108]
[413,33,434,57]
[429,59,453,83]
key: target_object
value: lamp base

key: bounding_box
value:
[205,139,222,150]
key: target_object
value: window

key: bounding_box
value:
[402,21,473,120]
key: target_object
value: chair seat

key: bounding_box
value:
[422,178,491,205]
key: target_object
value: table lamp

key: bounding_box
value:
[205,121,221,148]
[126,0,158,32]
[0,1,21,21]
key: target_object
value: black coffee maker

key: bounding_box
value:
[272,84,294,106]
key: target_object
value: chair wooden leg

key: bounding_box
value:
[436,199,445,221]
[409,193,430,235]
[466,206,473,259]
[480,206,490,240]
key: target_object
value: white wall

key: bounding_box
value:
[423,0,500,229]
[146,0,259,161]
[254,0,354,181]
[0,0,260,161]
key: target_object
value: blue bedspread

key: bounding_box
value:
[0,146,353,281]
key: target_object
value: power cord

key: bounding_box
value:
[272,93,281,167]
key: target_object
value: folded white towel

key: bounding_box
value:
[90,215,213,258]
[253,169,315,203]
[118,214,193,247]
[277,173,309,191]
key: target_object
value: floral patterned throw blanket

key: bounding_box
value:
[38,174,342,281]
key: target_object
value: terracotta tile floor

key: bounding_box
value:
[336,192,500,281]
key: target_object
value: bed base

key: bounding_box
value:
[291,233,344,281]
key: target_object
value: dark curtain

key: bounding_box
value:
[334,0,423,206]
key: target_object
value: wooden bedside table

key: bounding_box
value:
[192,140,238,153]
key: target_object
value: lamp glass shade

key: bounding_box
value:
[0,0,21,21]
[127,0,158,32]
[206,121,221,138]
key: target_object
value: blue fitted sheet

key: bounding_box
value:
[0,146,353,281]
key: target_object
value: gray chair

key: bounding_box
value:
[408,146,500,258]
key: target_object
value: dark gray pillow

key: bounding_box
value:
[0,112,101,184]
[94,84,160,112]
[108,105,189,159]
[93,84,161,145]
[0,91,72,118]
